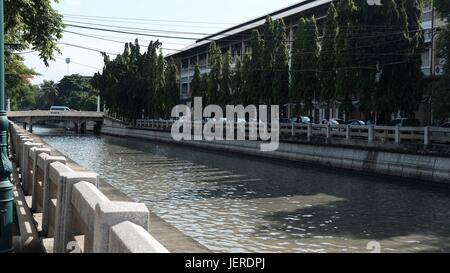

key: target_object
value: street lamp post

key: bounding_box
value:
[0,0,14,253]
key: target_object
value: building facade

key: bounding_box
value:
[167,0,446,125]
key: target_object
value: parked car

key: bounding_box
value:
[366,120,376,126]
[290,116,311,124]
[50,106,71,112]
[388,118,420,127]
[348,120,366,126]
[327,119,347,125]
[441,122,450,128]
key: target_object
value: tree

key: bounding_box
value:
[57,74,97,111]
[201,73,209,103]
[372,0,424,118]
[164,61,179,118]
[191,65,203,100]
[38,80,59,109]
[231,60,243,105]
[143,41,162,118]
[242,30,264,105]
[335,0,358,118]
[220,51,232,105]
[271,19,290,113]
[435,0,449,78]
[155,49,166,118]
[5,0,64,65]
[318,3,338,118]
[207,41,222,105]
[433,0,450,121]
[6,54,38,110]
[291,17,320,114]
[434,0,450,18]
[398,0,425,116]
[261,17,276,105]
[4,0,64,110]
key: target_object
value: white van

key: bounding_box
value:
[50,106,71,112]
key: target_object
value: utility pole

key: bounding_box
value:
[0,0,14,253]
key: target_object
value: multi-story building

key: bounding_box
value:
[167,0,446,125]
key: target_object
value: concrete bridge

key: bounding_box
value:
[7,111,105,133]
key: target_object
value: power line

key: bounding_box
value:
[58,35,423,65]
[64,30,183,52]
[62,13,237,25]
[63,15,228,30]
[65,22,435,46]
[57,42,121,55]
[65,24,199,41]
[63,31,190,46]
[64,20,213,36]
[55,57,102,70]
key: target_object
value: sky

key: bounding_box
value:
[23,0,304,85]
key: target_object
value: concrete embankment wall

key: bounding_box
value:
[98,125,450,185]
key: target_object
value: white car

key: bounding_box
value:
[50,106,71,112]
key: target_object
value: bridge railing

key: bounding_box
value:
[135,119,450,146]
[9,122,169,253]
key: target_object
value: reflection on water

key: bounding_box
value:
[35,127,450,253]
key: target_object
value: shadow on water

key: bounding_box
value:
[35,126,450,253]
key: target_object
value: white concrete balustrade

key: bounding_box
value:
[8,122,169,254]
[135,119,450,145]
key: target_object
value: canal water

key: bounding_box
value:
[35,127,450,253]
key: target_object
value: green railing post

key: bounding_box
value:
[0,0,14,253]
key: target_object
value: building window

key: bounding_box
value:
[421,50,431,68]
[182,59,189,70]
[181,83,188,96]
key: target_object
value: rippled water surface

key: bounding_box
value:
[36,127,450,253]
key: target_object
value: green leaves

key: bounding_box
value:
[5,0,64,66]
[271,19,290,107]
[92,40,177,121]
[433,0,450,121]
[31,75,97,111]
[207,41,223,105]
[5,0,64,111]
[291,16,319,112]
[318,3,338,112]
[434,0,450,19]
[191,65,202,100]
[57,74,97,111]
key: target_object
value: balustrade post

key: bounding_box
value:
[368,125,374,144]
[93,201,149,253]
[424,126,430,146]
[41,157,67,237]
[307,124,313,140]
[22,142,43,194]
[395,125,401,144]
[54,171,99,253]
[30,147,51,212]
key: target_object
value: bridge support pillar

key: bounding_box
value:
[80,122,87,134]
[74,122,80,134]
